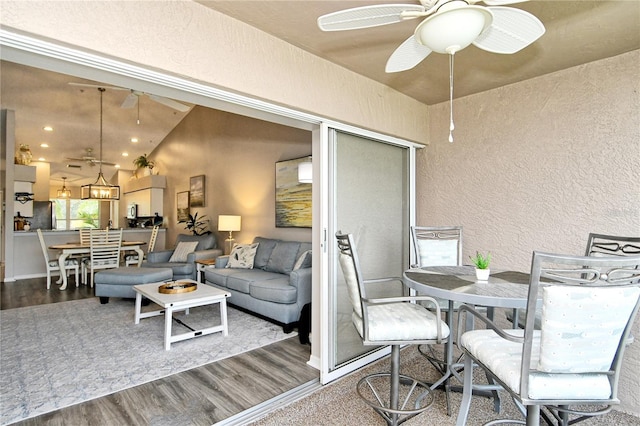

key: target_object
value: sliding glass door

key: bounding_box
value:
[321,127,417,383]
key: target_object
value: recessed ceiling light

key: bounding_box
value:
[40,143,49,148]
[43,126,53,132]
[122,152,129,157]
[130,137,139,143]
[115,164,121,168]
[38,157,46,161]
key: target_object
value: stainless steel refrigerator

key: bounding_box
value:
[30,201,56,230]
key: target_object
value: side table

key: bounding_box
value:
[195,258,216,284]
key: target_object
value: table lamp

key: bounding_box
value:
[218,215,241,254]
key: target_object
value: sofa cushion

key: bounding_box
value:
[253,237,279,269]
[226,270,284,294]
[293,250,312,271]
[204,268,237,287]
[176,233,216,251]
[169,241,199,262]
[296,242,312,261]
[227,243,259,269]
[250,278,297,304]
[265,241,300,274]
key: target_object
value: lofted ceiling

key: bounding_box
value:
[2,1,638,186]
[1,61,193,186]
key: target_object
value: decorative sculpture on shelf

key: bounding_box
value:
[15,144,33,165]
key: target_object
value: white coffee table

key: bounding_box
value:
[133,280,231,350]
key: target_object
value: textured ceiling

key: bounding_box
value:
[197,0,640,105]
[2,1,638,184]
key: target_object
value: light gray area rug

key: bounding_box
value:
[1,298,293,425]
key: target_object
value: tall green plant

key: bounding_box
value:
[179,212,211,236]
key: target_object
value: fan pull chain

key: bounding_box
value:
[137,100,140,125]
[448,52,455,143]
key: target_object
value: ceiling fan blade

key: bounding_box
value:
[473,6,545,54]
[386,35,432,73]
[66,157,87,162]
[318,4,425,31]
[94,160,116,166]
[147,94,191,112]
[471,0,528,5]
[120,92,139,109]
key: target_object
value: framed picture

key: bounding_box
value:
[275,156,312,228]
[177,191,190,222]
[189,175,205,207]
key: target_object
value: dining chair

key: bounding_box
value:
[36,229,80,289]
[125,225,159,266]
[76,227,92,284]
[410,225,467,409]
[336,232,449,426]
[456,251,640,426]
[411,226,462,268]
[507,233,640,328]
[84,228,123,288]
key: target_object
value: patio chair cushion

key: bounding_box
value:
[459,329,612,400]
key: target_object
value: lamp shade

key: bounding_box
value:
[298,161,312,183]
[414,5,492,54]
[218,215,241,232]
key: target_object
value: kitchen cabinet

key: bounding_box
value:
[123,175,166,217]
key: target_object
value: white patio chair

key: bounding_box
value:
[336,231,449,425]
[456,251,640,426]
[125,225,159,266]
[507,233,640,328]
[36,229,80,289]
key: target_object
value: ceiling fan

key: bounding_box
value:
[68,82,191,112]
[318,0,545,142]
[318,0,545,72]
[66,148,116,167]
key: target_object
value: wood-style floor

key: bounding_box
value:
[1,278,318,425]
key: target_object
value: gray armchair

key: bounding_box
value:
[144,233,222,280]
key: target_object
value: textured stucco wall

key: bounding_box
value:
[0,0,429,144]
[420,50,640,415]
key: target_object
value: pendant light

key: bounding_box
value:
[57,176,71,198]
[81,88,120,200]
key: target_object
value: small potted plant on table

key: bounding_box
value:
[470,251,491,281]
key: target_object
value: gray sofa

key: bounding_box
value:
[144,233,222,280]
[204,236,312,332]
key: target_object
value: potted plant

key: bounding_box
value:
[133,153,155,176]
[179,212,211,236]
[470,251,491,281]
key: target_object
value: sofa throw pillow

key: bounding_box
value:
[168,241,199,262]
[293,250,312,271]
[226,243,260,269]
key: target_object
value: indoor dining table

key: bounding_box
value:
[403,265,536,416]
[49,240,146,290]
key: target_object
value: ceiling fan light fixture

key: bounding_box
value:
[81,88,120,200]
[415,5,492,54]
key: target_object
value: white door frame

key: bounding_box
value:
[0,29,422,384]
